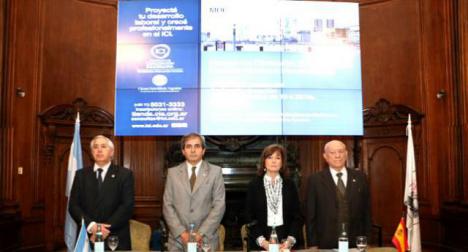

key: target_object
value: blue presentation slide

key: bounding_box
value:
[115,0,363,136]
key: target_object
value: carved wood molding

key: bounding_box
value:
[206,136,261,152]
[363,99,424,138]
[364,98,424,126]
[39,97,113,127]
[38,98,114,158]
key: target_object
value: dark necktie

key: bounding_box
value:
[190,166,196,191]
[336,172,346,196]
[97,168,103,191]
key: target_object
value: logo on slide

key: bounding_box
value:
[152,74,168,86]
[150,44,171,59]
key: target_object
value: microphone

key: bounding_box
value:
[246,220,258,228]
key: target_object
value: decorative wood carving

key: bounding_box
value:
[205,136,261,152]
[39,97,113,127]
[364,98,424,127]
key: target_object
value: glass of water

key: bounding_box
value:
[201,237,211,252]
[107,235,119,251]
[356,236,367,252]
[281,238,295,252]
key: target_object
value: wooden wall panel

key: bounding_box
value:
[418,0,456,216]
[290,136,321,200]
[460,0,468,202]
[40,0,117,113]
[360,0,422,108]
[121,136,166,227]
[360,0,456,247]
[366,140,404,243]
[440,0,468,250]
[3,0,45,250]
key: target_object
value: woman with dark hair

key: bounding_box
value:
[244,144,303,251]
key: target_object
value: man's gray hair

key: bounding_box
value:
[90,135,114,150]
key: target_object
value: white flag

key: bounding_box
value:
[64,113,84,252]
[404,114,421,252]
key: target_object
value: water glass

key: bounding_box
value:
[201,237,211,252]
[107,235,119,251]
[356,236,367,252]
[281,238,295,252]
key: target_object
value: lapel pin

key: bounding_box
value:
[112,174,115,178]
[353,179,356,182]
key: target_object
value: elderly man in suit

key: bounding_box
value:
[163,133,226,251]
[306,140,371,249]
[69,135,134,250]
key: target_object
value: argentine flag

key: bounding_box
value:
[74,219,91,252]
[65,113,84,252]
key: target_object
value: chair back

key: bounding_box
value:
[130,219,152,251]
[240,224,247,251]
[218,224,225,251]
[302,224,308,249]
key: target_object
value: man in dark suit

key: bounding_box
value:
[306,140,371,249]
[69,135,134,250]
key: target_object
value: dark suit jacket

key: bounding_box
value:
[244,176,303,250]
[69,164,135,250]
[306,168,371,249]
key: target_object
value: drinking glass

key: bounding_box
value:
[201,237,211,252]
[356,236,367,252]
[107,235,119,251]
[281,238,295,252]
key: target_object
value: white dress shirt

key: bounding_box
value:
[186,160,202,179]
[329,166,348,187]
[93,162,111,181]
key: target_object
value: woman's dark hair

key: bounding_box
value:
[257,144,289,177]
